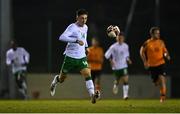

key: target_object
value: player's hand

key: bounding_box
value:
[22,63,28,67]
[164,53,171,61]
[110,59,115,67]
[127,59,132,65]
[144,62,149,69]
[126,57,132,65]
[76,40,84,46]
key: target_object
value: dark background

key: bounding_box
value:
[11,0,180,98]
[12,0,179,74]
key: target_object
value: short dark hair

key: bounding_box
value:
[150,26,160,35]
[76,9,88,16]
[118,32,125,36]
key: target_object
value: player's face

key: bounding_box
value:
[92,39,99,47]
[10,41,17,51]
[153,30,160,39]
[76,14,88,26]
[116,35,124,44]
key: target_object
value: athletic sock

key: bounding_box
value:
[160,86,166,97]
[95,84,101,92]
[123,83,129,98]
[85,77,95,96]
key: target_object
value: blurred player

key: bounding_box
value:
[6,40,30,99]
[87,38,104,99]
[140,27,171,103]
[105,27,132,100]
[50,9,97,104]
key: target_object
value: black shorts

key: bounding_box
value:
[148,64,166,83]
[91,70,102,83]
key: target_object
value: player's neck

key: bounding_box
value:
[12,47,17,51]
[118,42,123,45]
[151,37,159,40]
[75,22,84,27]
[93,45,98,48]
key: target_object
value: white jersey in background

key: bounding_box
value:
[105,42,130,70]
[59,23,88,59]
[6,47,30,74]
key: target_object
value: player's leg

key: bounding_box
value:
[94,71,101,99]
[159,75,166,102]
[20,71,28,99]
[150,65,167,102]
[121,68,129,100]
[91,70,95,85]
[121,75,129,100]
[15,71,27,99]
[78,57,96,104]
[80,68,96,104]
[113,70,120,94]
[50,56,72,96]
[159,65,167,102]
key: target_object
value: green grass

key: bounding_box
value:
[0,99,180,113]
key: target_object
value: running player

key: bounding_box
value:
[105,26,132,100]
[140,26,171,102]
[50,9,97,104]
[6,40,30,99]
[87,38,104,99]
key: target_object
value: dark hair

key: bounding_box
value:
[76,9,88,16]
[10,39,17,44]
[150,26,160,35]
[118,32,124,36]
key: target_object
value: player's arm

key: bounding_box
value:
[140,42,148,67]
[105,47,114,67]
[22,48,30,66]
[6,51,13,66]
[125,45,132,65]
[161,40,171,61]
[59,25,83,46]
[100,48,104,64]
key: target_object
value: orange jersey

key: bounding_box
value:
[143,38,168,67]
[87,46,104,70]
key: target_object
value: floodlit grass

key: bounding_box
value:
[0,99,180,113]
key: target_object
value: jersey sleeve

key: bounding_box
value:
[161,40,168,53]
[22,48,30,64]
[125,44,130,58]
[6,51,13,65]
[105,46,113,59]
[59,24,77,43]
[85,40,88,47]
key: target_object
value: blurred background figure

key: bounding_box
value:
[6,40,30,99]
[105,29,132,100]
[87,38,104,99]
[140,27,171,102]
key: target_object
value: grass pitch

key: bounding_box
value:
[0,99,180,113]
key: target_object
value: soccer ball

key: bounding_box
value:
[106,25,120,38]
[108,31,117,38]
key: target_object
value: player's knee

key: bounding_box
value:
[114,80,119,85]
[123,82,128,85]
[81,68,91,77]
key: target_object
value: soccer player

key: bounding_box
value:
[6,40,30,99]
[140,27,171,103]
[50,9,97,104]
[87,38,104,99]
[105,26,132,100]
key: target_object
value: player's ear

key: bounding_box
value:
[76,15,78,21]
